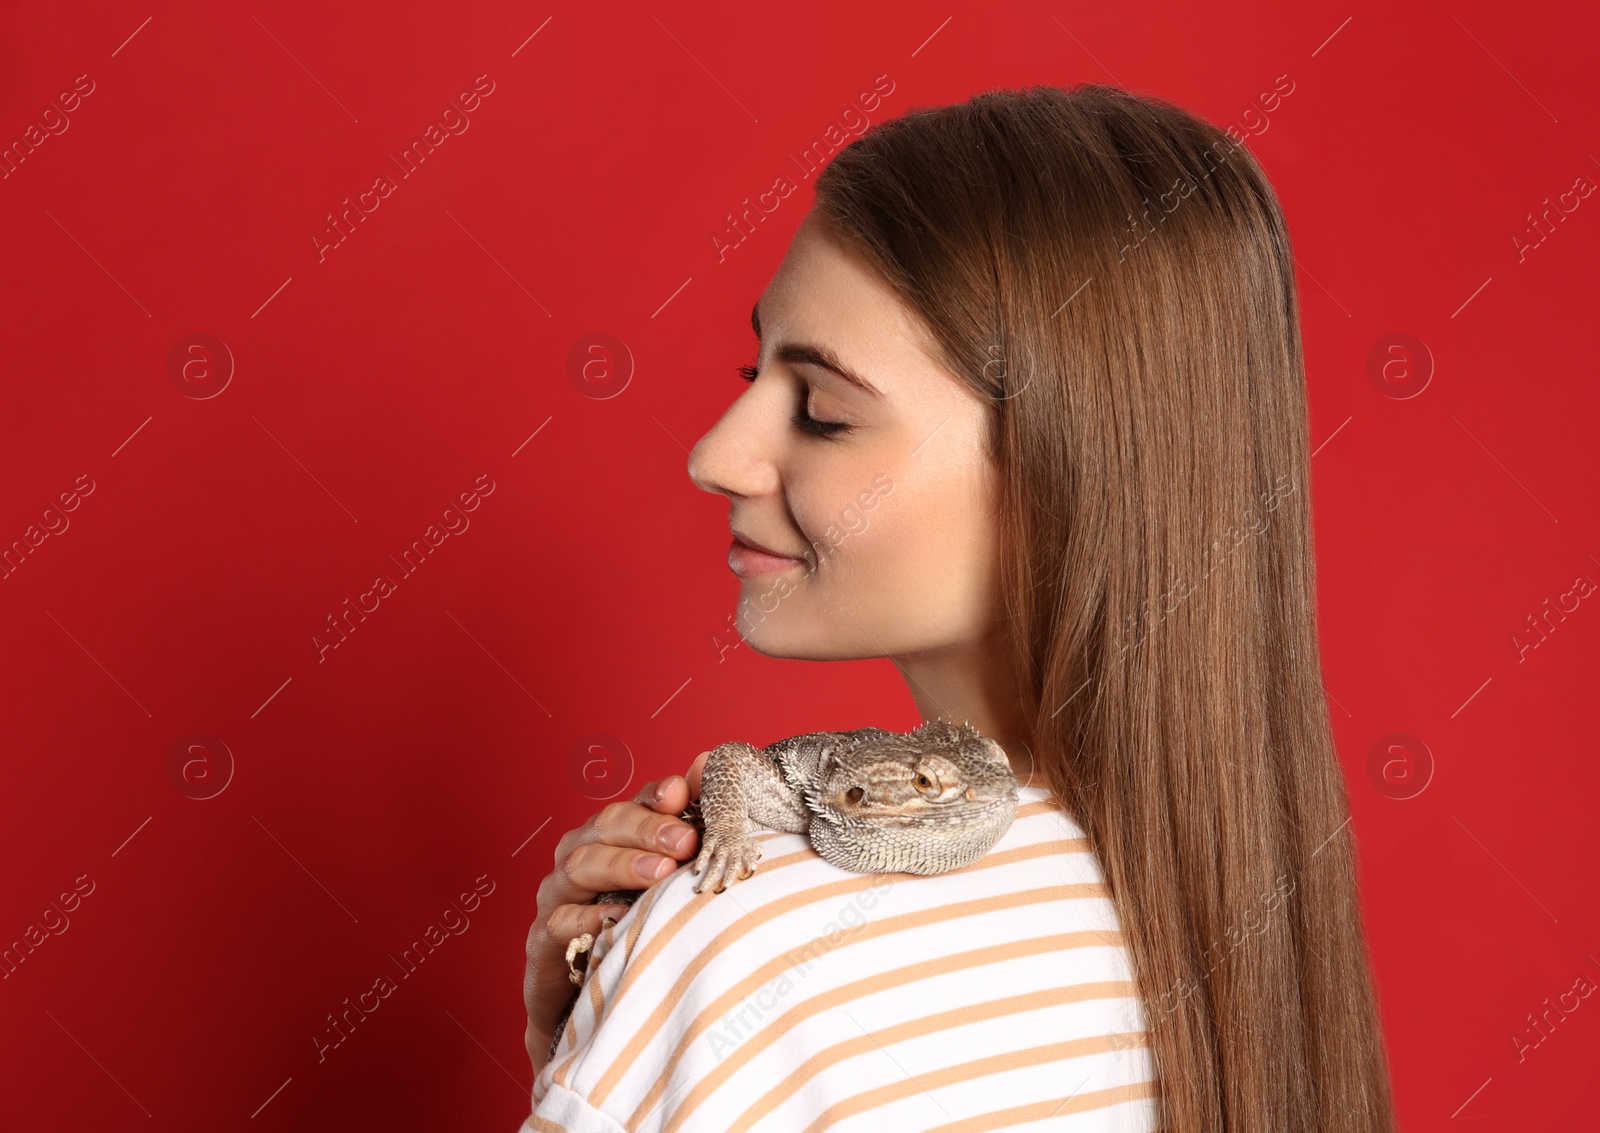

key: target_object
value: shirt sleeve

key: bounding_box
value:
[518,1079,628,1132]
[521,874,685,1131]
[520,839,803,1131]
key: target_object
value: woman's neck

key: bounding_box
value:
[891,630,1038,787]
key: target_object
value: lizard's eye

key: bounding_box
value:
[914,773,934,792]
[845,786,865,803]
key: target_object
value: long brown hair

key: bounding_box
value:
[812,83,1396,1132]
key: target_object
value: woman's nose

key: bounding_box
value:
[687,391,782,499]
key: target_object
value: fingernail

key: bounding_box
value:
[653,779,671,804]
[657,823,693,852]
[636,854,673,880]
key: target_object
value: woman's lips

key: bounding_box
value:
[728,536,807,578]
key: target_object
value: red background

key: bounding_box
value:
[2,1,1596,1129]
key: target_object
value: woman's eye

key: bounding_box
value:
[737,358,850,438]
[792,403,851,438]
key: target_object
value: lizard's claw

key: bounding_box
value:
[691,829,762,893]
[565,932,595,985]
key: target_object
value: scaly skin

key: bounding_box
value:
[693,719,1019,888]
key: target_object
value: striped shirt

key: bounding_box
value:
[523,784,1161,1132]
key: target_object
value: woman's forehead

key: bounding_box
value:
[759,222,950,399]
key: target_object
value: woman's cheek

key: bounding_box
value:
[793,474,896,573]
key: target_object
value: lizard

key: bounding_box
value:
[542,718,1018,1067]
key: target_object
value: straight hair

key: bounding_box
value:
[812,83,1396,1132]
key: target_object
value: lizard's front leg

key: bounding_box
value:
[693,740,806,893]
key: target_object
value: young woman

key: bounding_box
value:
[521,83,1396,1132]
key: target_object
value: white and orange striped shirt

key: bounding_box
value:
[523,784,1161,1132]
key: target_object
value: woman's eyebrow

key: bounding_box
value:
[750,300,883,397]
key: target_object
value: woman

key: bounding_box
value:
[521,83,1396,1132]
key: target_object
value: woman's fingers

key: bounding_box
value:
[646,771,694,815]
[685,751,709,801]
[525,765,710,1077]
[546,799,696,902]
[541,840,679,905]
[524,901,633,1073]
[526,900,631,997]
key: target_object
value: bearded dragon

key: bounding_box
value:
[545,719,1018,1064]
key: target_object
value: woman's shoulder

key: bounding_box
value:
[533,784,1159,1131]
[622,784,1120,957]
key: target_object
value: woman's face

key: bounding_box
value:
[687,210,1002,661]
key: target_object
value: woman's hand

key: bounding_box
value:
[524,753,709,1078]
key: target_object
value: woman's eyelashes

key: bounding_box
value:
[736,360,852,439]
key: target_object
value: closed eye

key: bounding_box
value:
[737,360,852,439]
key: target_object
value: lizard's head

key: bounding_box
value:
[802,718,1020,875]
[813,718,1018,821]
